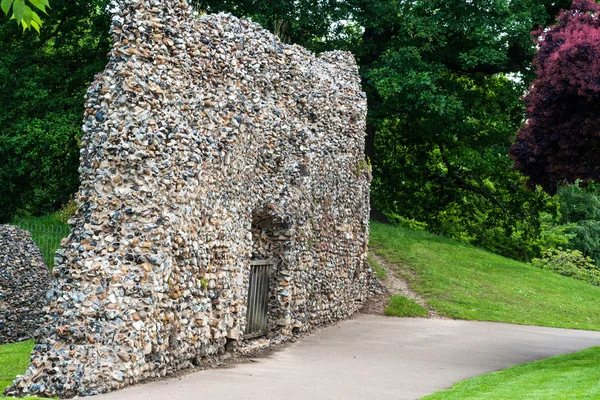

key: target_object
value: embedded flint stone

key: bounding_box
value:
[6,0,371,397]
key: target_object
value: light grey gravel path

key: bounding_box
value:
[91,315,600,400]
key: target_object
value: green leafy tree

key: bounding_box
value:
[1,0,49,32]
[330,0,573,258]
[0,0,110,222]
[189,0,350,50]
[556,183,600,266]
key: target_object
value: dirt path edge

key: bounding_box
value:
[363,252,448,319]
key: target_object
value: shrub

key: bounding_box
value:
[383,212,428,231]
[554,183,600,266]
[531,248,600,286]
[57,199,78,224]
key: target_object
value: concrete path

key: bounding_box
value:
[92,315,600,400]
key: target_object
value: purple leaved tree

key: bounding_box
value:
[511,0,600,194]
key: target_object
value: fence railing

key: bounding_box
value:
[14,222,71,269]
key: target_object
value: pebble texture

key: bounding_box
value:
[0,225,51,344]
[6,0,371,397]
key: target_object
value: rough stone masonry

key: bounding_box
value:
[6,0,371,397]
[0,225,51,345]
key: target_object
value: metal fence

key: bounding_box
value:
[14,222,71,269]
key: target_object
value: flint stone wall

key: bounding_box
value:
[0,225,51,344]
[7,0,371,397]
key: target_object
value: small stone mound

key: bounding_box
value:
[0,225,51,344]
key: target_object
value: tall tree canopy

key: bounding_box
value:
[1,0,579,260]
[511,0,600,195]
[190,0,350,51]
[0,0,110,222]
[339,0,571,256]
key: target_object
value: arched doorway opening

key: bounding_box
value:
[245,210,291,338]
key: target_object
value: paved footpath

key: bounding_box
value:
[92,315,600,400]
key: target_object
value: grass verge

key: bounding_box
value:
[0,340,48,400]
[422,346,600,399]
[370,222,600,331]
[385,295,428,317]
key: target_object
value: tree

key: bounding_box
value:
[511,0,600,195]
[336,0,572,258]
[1,0,49,32]
[0,0,110,223]
[556,182,600,266]
[189,0,350,51]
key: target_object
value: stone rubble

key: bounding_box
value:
[0,225,51,344]
[6,0,372,397]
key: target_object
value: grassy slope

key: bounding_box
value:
[11,213,66,227]
[370,222,600,331]
[423,346,600,399]
[367,253,428,317]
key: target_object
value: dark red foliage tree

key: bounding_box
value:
[511,0,600,194]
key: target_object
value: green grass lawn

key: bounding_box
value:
[370,222,600,331]
[0,340,48,400]
[422,346,600,399]
[385,295,428,317]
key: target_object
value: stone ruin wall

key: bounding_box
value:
[6,0,371,397]
[0,225,51,344]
